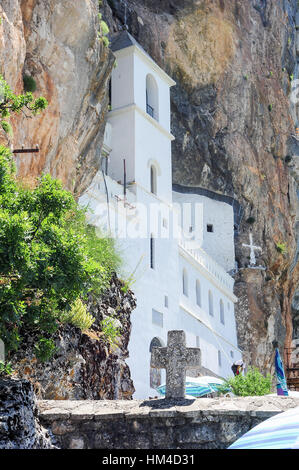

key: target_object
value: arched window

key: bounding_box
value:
[150,235,155,269]
[146,74,159,121]
[183,269,188,296]
[220,299,225,325]
[208,290,213,316]
[150,165,157,195]
[196,280,201,307]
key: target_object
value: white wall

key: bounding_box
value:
[173,191,235,272]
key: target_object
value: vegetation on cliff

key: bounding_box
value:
[0,145,120,361]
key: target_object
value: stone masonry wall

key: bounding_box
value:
[39,396,299,449]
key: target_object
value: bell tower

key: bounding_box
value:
[107,31,175,204]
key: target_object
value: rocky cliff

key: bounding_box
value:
[10,275,136,400]
[1,0,299,375]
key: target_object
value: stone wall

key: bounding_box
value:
[39,396,299,449]
[0,378,55,449]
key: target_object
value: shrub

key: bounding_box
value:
[23,75,37,93]
[0,145,121,359]
[0,360,14,377]
[0,75,47,136]
[100,317,121,344]
[276,242,287,255]
[60,299,95,331]
[34,338,57,363]
[221,367,272,396]
[246,216,255,224]
[98,13,110,47]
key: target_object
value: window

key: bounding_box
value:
[218,350,222,367]
[183,269,188,296]
[220,299,225,325]
[208,290,213,316]
[150,235,155,269]
[150,165,157,195]
[196,280,201,307]
[196,336,200,348]
[207,224,214,233]
[164,295,168,308]
[230,350,234,359]
[146,74,159,121]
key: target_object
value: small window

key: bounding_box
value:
[150,165,157,195]
[196,280,201,307]
[208,290,213,316]
[164,295,168,308]
[150,235,155,269]
[220,299,225,325]
[183,269,188,297]
[230,350,234,359]
[218,350,222,367]
[163,218,168,228]
[196,336,200,348]
[207,224,214,233]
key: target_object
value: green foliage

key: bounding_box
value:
[243,74,248,80]
[0,360,14,377]
[285,155,292,163]
[0,75,48,136]
[268,104,273,112]
[34,338,57,362]
[276,242,287,255]
[23,75,37,93]
[60,298,95,331]
[98,13,110,47]
[0,145,120,359]
[221,367,272,397]
[246,216,255,224]
[100,317,121,344]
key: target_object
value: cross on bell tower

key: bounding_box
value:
[151,330,201,399]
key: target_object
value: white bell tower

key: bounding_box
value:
[108,31,175,204]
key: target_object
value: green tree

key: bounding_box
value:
[0,75,48,135]
[219,367,273,396]
[0,146,120,360]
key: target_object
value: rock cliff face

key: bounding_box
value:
[0,0,114,195]
[105,0,299,372]
[0,378,55,449]
[1,0,299,375]
[10,276,136,400]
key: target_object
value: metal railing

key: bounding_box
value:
[285,347,299,391]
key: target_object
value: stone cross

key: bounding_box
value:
[151,330,201,399]
[242,233,262,266]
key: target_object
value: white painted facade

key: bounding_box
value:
[79,32,242,399]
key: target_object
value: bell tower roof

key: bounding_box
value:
[110,30,176,87]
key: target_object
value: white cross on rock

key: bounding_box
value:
[242,233,262,266]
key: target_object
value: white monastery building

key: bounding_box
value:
[80,31,242,399]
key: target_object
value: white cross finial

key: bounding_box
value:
[242,233,262,266]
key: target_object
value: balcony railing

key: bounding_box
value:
[178,239,234,292]
[146,103,154,118]
[285,347,299,391]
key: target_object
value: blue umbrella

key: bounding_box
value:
[157,381,213,398]
[156,376,229,398]
[228,406,299,449]
[275,348,289,396]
